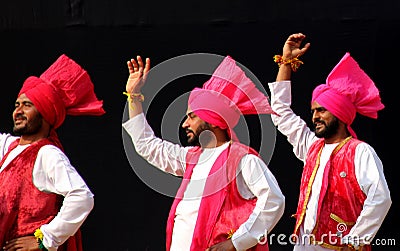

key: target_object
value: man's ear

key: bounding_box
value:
[41,117,52,134]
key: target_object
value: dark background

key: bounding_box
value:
[0,1,398,250]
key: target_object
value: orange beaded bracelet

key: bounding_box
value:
[273,55,304,72]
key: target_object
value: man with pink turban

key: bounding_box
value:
[122,55,285,250]
[267,33,391,251]
[0,54,105,251]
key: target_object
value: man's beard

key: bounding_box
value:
[186,122,213,147]
[13,113,43,136]
[314,116,340,139]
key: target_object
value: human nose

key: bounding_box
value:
[182,117,189,128]
[312,110,320,122]
[14,105,23,114]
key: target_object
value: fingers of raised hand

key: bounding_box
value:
[136,55,144,71]
[127,56,150,83]
[127,56,141,72]
[289,32,305,39]
[132,58,140,71]
[127,60,138,75]
[299,42,311,54]
[287,33,306,46]
[144,57,151,74]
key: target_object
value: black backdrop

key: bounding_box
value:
[1,1,398,250]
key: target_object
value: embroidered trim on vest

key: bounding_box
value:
[309,220,342,250]
[310,216,349,250]
[330,213,356,226]
[316,242,342,250]
[315,241,366,251]
[293,146,323,237]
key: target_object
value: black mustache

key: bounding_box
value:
[14,114,26,120]
[313,119,325,126]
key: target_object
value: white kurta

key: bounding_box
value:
[0,133,94,251]
[123,113,285,251]
[268,81,392,250]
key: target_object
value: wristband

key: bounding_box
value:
[123,92,144,110]
[273,55,304,72]
[34,229,48,251]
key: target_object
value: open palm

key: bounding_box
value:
[126,55,151,94]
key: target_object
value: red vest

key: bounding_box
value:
[166,142,269,251]
[0,138,83,251]
[293,137,370,250]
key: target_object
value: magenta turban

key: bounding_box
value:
[188,55,276,141]
[311,53,384,138]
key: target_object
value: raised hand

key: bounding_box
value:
[276,33,310,80]
[282,33,310,60]
[126,55,151,94]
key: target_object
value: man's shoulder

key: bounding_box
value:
[39,144,64,153]
[0,133,19,144]
[230,142,259,156]
[0,133,19,154]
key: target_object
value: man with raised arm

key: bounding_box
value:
[268,33,391,250]
[122,55,285,250]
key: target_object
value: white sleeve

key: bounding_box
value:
[32,145,94,251]
[231,154,285,250]
[122,113,189,176]
[268,81,318,162]
[342,143,392,247]
[0,133,19,160]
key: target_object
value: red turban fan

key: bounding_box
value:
[18,54,105,129]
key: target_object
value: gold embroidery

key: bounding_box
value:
[318,242,343,250]
[330,213,356,226]
[293,146,323,234]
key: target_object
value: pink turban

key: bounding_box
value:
[188,55,276,141]
[311,52,384,138]
[18,54,105,129]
